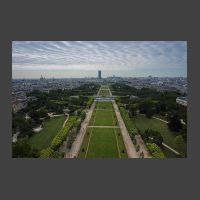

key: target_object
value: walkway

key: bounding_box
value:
[65,101,96,158]
[135,135,151,158]
[153,116,168,123]
[62,114,69,128]
[112,101,139,158]
[162,142,181,155]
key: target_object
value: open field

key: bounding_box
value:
[89,102,117,126]
[29,116,66,150]
[79,101,127,158]
[96,101,113,109]
[89,110,117,126]
[133,115,187,156]
[79,128,127,158]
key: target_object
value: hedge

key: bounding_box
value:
[50,116,78,150]
[40,147,64,158]
[146,143,165,158]
[87,96,94,107]
[119,107,137,135]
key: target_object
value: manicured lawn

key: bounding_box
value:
[29,116,66,150]
[96,101,113,109]
[89,101,117,126]
[78,128,127,158]
[79,100,127,158]
[90,110,117,126]
[133,114,187,156]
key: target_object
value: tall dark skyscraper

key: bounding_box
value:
[98,70,102,79]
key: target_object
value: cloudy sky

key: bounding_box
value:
[12,41,187,78]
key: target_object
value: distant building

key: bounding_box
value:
[12,99,28,112]
[98,70,102,79]
[176,97,187,106]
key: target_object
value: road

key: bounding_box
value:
[112,101,139,158]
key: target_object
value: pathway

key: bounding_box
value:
[153,116,168,123]
[162,142,181,155]
[135,135,151,158]
[65,101,96,158]
[112,101,139,158]
[62,114,69,128]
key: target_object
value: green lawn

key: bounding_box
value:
[89,101,117,126]
[78,128,127,158]
[89,110,117,126]
[79,100,127,158]
[96,101,113,109]
[29,116,66,150]
[133,114,187,156]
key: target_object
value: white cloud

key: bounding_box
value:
[12,41,187,77]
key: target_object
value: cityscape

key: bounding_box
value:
[12,41,187,158]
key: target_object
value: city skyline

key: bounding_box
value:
[12,41,187,78]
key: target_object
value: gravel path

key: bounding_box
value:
[62,114,69,128]
[65,102,96,158]
[135,135,151,158]
[162,142,181,155]
[153,117,168,123]
[112,101,139,158]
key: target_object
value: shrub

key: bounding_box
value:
[51,116,78,150]
[146,143,165,158]
[40,148,64,158]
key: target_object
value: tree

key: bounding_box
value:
[141,129,163,146]
[12,138,39,158]
[146,108,154,118]
[37,108,48,118]
[19,120,34,137]
[129,104,138,117]
[139,100,154,114]
[168,114,182,132]
[29,110,40,122]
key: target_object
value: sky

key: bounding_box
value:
[12,41,187,78]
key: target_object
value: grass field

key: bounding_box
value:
[134,114,187,156]
[79,101,127,158]
[96,101,113,109]
[89,109,117,126]
[29,116,66,150]
[79,128,127,158]
[89,101,117,126]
